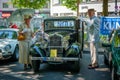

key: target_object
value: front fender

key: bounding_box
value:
[66,42,80,57]
[30,45,45,57]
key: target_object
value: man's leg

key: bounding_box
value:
[92,42,98,66]
[89,42,99,68]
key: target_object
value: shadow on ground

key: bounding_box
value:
[0,53,111,80]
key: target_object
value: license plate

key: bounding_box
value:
[50,49,57,57]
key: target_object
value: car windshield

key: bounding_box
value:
[44,20,75,30]
[0,30,17,39]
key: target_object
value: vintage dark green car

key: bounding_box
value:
[30,16,84,73]
[102,29,120,80]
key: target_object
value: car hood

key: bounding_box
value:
[0,39,17,48]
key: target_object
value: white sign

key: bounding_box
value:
[54,21,74,27]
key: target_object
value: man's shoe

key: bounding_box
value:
[88,65,99,69]
[88,64,92,67]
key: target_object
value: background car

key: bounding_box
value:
[102,29,120,80]
[0,28,19,61]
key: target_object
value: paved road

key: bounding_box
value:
[0,53,111,80]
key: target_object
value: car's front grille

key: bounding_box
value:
[49,34,62,46]
[49,34,63,54]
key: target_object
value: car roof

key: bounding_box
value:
[44,16,77,20]
[0,28,19,32]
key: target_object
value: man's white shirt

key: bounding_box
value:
[79,16,100,43]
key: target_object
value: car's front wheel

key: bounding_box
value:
[12,45,19,61]
[73,59,80,73]
[71,55,80,73]
[31,54,40,73]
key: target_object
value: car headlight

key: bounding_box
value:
[4,45,11,51]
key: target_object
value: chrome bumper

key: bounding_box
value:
[0,52,12,60]
[31,57,79,62]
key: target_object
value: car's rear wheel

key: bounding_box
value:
[12,45,19,61]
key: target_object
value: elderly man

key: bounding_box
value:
[83,9,100,69]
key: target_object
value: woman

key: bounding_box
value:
[18,14,34,70]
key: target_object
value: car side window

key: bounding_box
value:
[12,32,17,39]
[4,31,17,39]
[0,32,4,39]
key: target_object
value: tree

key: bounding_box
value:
[11,0,49,9]
[62,0,109,16]
[62,0,77,11]
[61,0,83,11]
[61,0,82,16]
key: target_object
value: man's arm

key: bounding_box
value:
[79,17,93,27]
[93,17,100,31]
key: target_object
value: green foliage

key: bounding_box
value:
[100,35,109,44]
[61,0,82,11]
[11,0,49,9]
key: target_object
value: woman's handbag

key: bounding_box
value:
[17,33,26,41]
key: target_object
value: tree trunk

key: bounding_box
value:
[103,0,108,16]
[77,0,80,16]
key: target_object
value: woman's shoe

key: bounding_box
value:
[28,64,32,69]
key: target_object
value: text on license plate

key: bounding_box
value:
[50,49,57,57]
